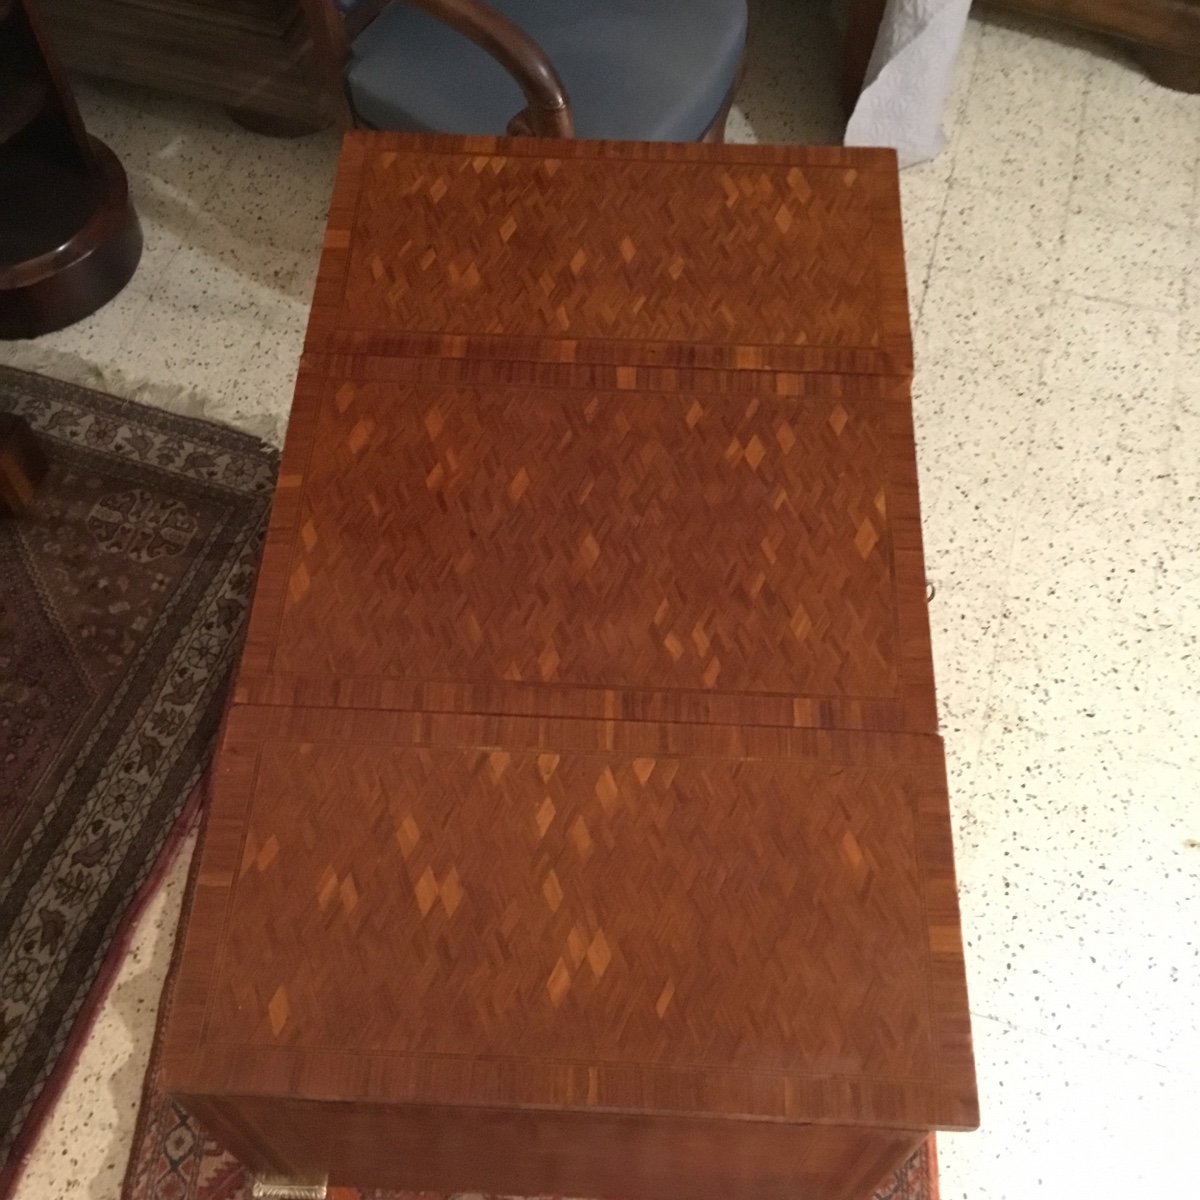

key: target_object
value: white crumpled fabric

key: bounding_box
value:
[842,0,973,167]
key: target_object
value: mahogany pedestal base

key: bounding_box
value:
[0,136,143,340]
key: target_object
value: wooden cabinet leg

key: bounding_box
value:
[1133,44,1200,94]
[224,66,353,136]
[841,0,888,116]
[0,413,49,517]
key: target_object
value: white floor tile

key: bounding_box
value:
[1007,492,1169,631]
[1059,208,1193,312]
[209,132,341,258]
[1182,311,1200,402]
[951,14,1093,205]
[899,171,950,316]
[987,598,1200,770]
[1042,295,1180,402]
[1152,398,1200,634]
[955,727,1199,1060]
[919,267,1054,392]
[1072,126,1200,231]
[937,1019,1195,1200]
[110,295,298,440]
[935,182,1065,292]
[77,80,243,206]
[920,461,1026,751]
[913,365,1040,489]
[1006,388,1174,627]
[930,590,1003,758]
[0,283,152,390]
[939,11,985,146]
[1166,398,1200,519]
[1071,53,1200,228]
[728,0,843,146]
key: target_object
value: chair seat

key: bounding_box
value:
[347,0,747,141]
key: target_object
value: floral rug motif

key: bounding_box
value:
[0,367,277,1194]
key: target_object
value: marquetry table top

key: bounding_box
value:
[160,134,975,1199]
[305,135,912,376]
[233,355,937,734]
[162,704,976,1131]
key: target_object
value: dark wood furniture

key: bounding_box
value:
[997,0,1200,91]
[841,0,889,114]
[38,0,336,134]
[842,0,1200,103]
[0,0,142,338]
[159,134,977,1200]
[39,0,744,140]
[0,412,48,515]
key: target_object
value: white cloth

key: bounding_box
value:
[842,0,972,167]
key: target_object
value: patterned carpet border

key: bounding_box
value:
[0,367,277,1197]
[4,786,201,1196]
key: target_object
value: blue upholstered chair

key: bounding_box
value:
[305,0,748,141]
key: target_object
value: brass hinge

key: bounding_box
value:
[250,1174,328,1200]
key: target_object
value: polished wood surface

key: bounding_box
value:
[188,1093,924,1200]
[160,134,976,1200]
[1132,39,1200,88]
[0,0,143,338]
[233,365,937,732]
[307,135,912,374]
[0,136,143,338]
[39,0,335,129]
[167,708,974,1125]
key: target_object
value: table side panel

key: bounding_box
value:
[185,1092,925,1200]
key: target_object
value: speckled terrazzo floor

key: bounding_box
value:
[3,3,1198,1198]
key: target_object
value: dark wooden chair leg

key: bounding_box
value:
[0,414,49,517]
[840,0,888,116]
[1133,44,1200,93]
